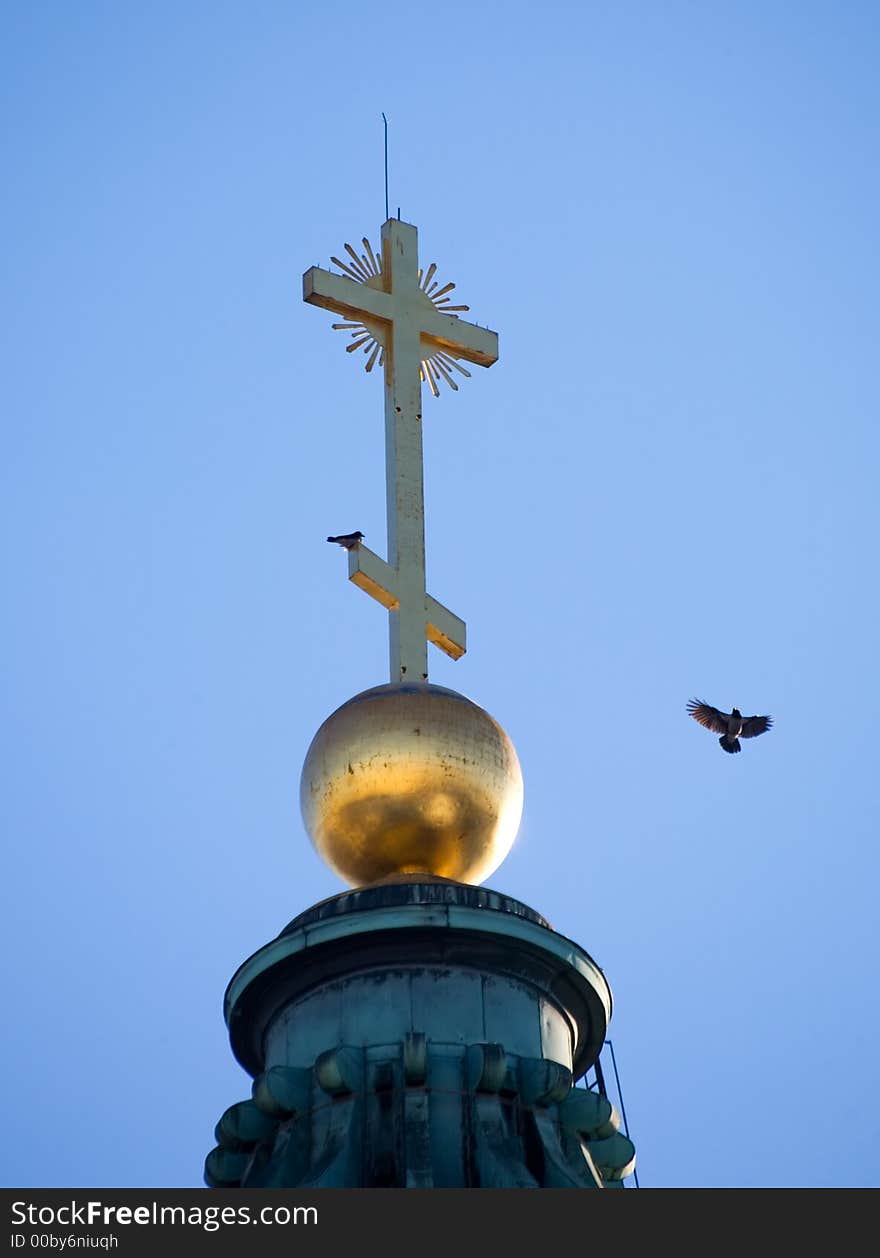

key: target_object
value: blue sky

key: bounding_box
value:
[3,1,878,1189]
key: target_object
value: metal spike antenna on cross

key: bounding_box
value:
[303,218,499,683]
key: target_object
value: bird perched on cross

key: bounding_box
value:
[326,531,365,550]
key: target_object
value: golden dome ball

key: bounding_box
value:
[300,683,523,887]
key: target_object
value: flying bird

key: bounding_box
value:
[326,531,365,550]
[686,699,773,754]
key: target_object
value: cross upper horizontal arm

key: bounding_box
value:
[419,308,499,367]
[303,267,391,324]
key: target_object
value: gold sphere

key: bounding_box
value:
[300,683,523,887]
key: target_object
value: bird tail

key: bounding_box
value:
[719,735,741,754]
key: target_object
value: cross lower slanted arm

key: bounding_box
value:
[347,545,466,662]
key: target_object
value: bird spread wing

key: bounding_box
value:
[686,699,729,734]
[740,714,773,738]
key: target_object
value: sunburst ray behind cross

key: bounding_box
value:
[329,237,474,396]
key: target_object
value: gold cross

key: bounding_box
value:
[304,218,498,682]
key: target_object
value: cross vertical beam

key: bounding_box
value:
[383,220,427,681]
